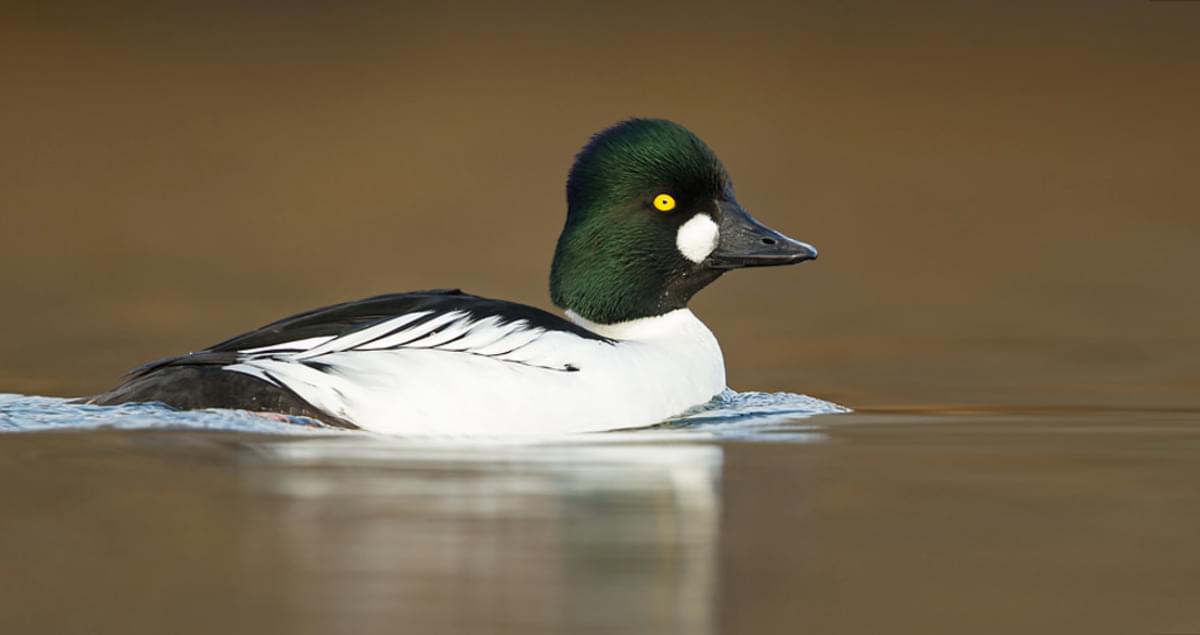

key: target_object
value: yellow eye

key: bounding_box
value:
[653,193,676,212]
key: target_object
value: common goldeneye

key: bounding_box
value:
[90,119,818,434]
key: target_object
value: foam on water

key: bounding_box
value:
[0,394,333,435]
[674,388,850,423]
[0,389,849,437]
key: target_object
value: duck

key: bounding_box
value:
[89,118,819,435]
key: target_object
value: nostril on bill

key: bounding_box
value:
[760,237,777,246]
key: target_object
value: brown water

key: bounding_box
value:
[2,2,1199,634]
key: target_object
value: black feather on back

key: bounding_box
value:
[126,289,612,380]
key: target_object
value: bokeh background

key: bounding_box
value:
[3,5,1200,635]
[2,1,1198,409]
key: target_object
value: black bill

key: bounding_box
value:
[705,199,819,269]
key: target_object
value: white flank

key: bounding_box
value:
[221,309,726,436]
[675,213,719,264]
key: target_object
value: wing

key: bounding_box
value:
[127,289,612,379]
[93,289,613,427]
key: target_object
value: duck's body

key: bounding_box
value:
[92,119,818,434]
[93,290,724,434]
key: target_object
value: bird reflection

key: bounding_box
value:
[242,438,723,634]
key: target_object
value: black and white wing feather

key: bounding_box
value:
[92,289,613,428]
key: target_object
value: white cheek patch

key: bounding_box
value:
[676,213,720,264]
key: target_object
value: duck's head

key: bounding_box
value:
[550,118,818,325]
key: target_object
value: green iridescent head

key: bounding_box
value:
[550,118,817,325]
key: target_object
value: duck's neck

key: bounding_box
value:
[565,308,708,341]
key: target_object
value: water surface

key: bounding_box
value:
[2,396,1199,634]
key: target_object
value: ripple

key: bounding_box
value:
[675,388,850,422]
[0,394,331,434]
[0,388,849,436]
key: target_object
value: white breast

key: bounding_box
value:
[223,309,726,436]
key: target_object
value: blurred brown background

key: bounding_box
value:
[2,1,1198,409]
